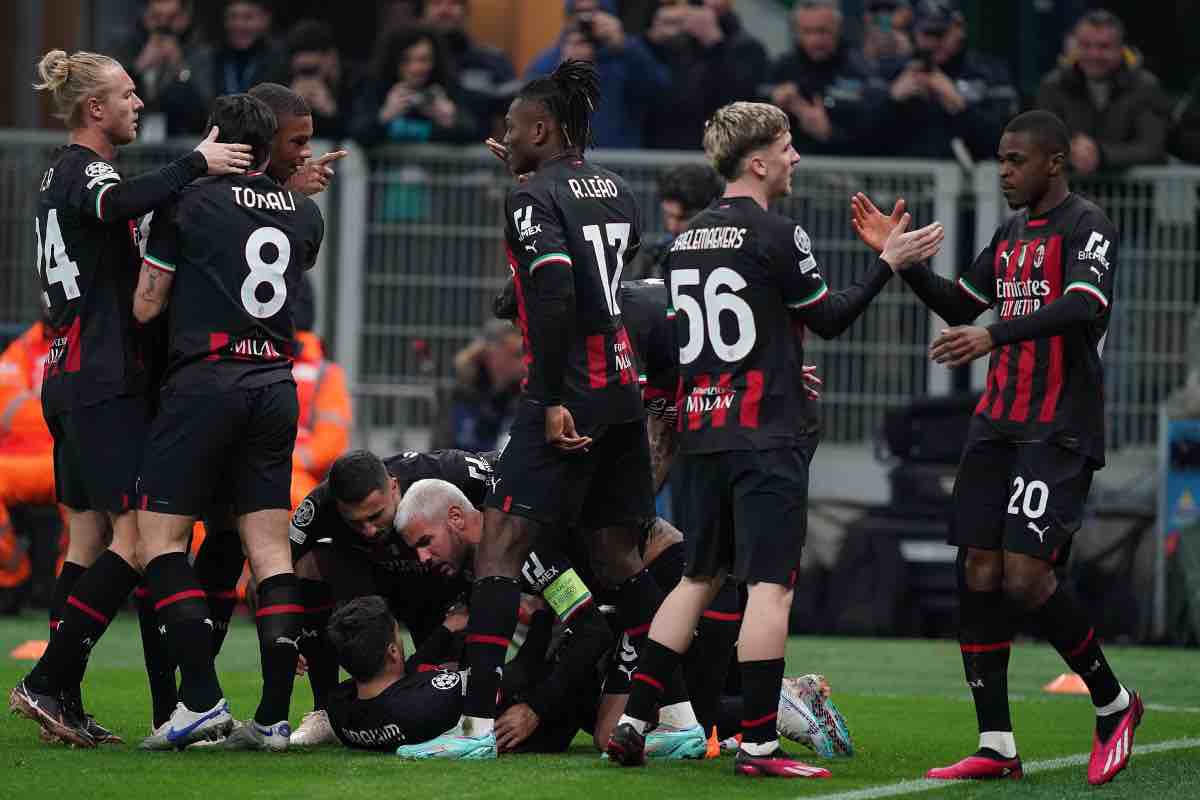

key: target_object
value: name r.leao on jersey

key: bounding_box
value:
[567,175,620,200]
[670,226,747,252]
[231,185,297,212]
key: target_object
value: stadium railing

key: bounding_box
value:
[0,130,1193,455]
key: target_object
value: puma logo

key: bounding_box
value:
[617,664,635,680]
[275,635,302,651]
[524,243,537,254]
[1027,522,1050,543]
[968,679,985,688]
[999,249,1013,268]
[1090,266,1103,279]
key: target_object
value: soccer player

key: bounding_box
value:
[131,93,324,751]
[398,60,665,761]
[8,49,250,748]
[324,594,594,754]
[851,109,1141,786]
[285,447,496,744]
[248,82,347,196]
[607,101,942,777]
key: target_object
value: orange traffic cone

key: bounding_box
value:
[9,639,48,660]
[1043,673,1090,694]
[705,726,720,759]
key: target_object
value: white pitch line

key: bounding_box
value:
[801,737,1200,800]
[1145,703,1200,714]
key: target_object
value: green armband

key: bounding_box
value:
[542,568,592,621]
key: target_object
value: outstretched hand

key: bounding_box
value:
[850,192,906,253]
[195,126,253,176]
[879,212,944,272]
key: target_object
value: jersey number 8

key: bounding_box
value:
[672,267,757,364]
[242,226,291,319]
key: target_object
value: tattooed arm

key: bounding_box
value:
[647,413,678,495]
[133,258,174,323]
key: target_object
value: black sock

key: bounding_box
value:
[605,569,665,695]
[686,583,741,732]
[462,576,521,720]
[625,638,683,725]
[739,657,785,747]
[254,573,304,725]
[27,551,138,695]
[299,578,337,710]
[1035,584,1122,735]
[136,583,178,728]
[48,561,86,634]
[146,552,222,711]
[960,589,1015,737]
[194,532,244,657]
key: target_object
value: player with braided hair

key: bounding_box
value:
[398,60,675,761]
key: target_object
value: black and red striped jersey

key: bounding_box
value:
[616,279,677,423]
[503,154,644,434]
[667,196,894,453]
[939,193,1116,464]
[36,145,205,414]
[144,172,324,393]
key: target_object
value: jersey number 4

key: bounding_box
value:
[582,223,629,316]
[34,209,81,307]
[672,267,757,364]
[242,226,291,319]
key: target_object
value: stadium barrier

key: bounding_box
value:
[0,131,1194,454]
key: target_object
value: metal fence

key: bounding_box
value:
[974,163,1200,451]
[0,130,1195,453]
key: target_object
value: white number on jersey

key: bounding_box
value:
[582,223,630,316]
[671,267,757,365]
[1006,477,1049,519]
[241,226,291,319]
[34,209,82,306]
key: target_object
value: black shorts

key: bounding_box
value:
[678,446,812,586]
[484,405,654,531]
[138,381,299,517]
[951,436,1094,564]
[48,394,150,514]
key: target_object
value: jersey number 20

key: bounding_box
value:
[242,226,290,319]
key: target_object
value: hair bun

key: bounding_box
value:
[35,49,71,92]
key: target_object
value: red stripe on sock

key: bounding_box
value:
[154,588,207,611]
[741,711,778,729]
[256,603,305,618]
[633,672,664,692]
[67,595,110,625]
[701,610,742,622]
[1066,628,1095,659]
[416,664,438,672]
[960,641,1012,654]
[207,590,239,600]
[133,587,148,599]
[624,623,651,637]
[465,634,511,648]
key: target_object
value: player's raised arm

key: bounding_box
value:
[781,213,943,339]
[852,192,988,325]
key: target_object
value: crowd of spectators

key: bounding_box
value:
[113,0,1197,169]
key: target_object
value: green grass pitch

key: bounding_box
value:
[2,613,1198,799]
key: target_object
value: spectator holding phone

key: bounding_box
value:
[351,26,479,146]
